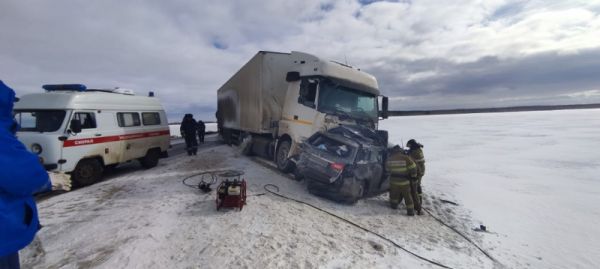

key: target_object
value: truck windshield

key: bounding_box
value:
[317,79,377,120]
[13,110,66,132]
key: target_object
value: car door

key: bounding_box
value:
[353,148,384,194]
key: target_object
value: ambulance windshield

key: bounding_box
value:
[13,110,66,132]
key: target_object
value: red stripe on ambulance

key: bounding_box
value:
[63,130,170,147]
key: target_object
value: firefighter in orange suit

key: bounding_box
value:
[386,145,418,216]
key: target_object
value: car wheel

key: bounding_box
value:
[72,159,103,187]
[140,149,160,169]
[276,140,294,173]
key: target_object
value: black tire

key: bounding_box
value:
[140,149,160,169]
[276,140,294,173]
[72,159,103,187]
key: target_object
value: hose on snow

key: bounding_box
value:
[263,184,455,269]
[182,171,217,192]
[182,170,266,197]
[423,208,498,263]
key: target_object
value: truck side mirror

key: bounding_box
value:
[380,96,389,119]
[70,119,82,133]
[286,71,300,82]
[376,130,388,146]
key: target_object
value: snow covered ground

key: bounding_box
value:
[22,109,599,268]
[381,108,600,269]
[24,150,494,269]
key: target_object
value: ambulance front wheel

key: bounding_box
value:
[72,159,103,187]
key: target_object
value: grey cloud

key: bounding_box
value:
[370,49,600,109]
[490,1,526,20]
[1,0,599,120]
[0,1,254,121]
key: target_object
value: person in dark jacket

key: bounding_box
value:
[0,81,51,269]
[197,120,206,143]
[180,114,198,155]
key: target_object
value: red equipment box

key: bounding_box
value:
[216,179,247,211]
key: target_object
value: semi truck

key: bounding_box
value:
[217,51,389,171]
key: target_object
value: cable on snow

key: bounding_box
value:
[423,208,499,264]
[179,165,498,267]
[263,184,455,269]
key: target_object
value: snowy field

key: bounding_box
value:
[381,108,600,269]
[22,109,599,268]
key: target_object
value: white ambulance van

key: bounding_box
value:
[13,84,170,187]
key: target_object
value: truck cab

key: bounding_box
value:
[275,52,388,171]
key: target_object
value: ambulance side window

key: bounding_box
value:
[73,112,97,129]
[117,112,141,127]
[142,112,161,126]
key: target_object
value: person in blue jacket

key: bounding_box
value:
[0,80,51,269]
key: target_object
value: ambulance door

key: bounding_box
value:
[61,111,102,172]
[141,111,169,152]
[95,110,123,166]
[117,112,146,161]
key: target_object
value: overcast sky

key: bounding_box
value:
[2,0,600,121]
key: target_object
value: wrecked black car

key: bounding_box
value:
[297,125,389,203]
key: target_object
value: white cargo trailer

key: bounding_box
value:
[217,51,389,172]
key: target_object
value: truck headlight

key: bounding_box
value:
[31,143,43,154]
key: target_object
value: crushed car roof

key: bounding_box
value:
[325,125,386,147]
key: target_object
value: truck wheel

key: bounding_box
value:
[140,149,160,169]
[276,140,294,173]
[72,159,103,187]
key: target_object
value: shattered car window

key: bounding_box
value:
[309,134,354,158]
[357,149,371,161]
